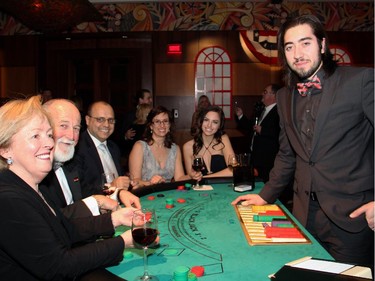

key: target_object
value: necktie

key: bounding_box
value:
[258,108,266,124]
[296,75,322,97]
[55,167,74,205]
[98,143,119,178]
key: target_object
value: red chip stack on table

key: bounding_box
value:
[190,266,204,277]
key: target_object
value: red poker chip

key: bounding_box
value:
[165,204,174,209]
[144,212,152,221]
[177,198,186,203]
[147,196,155,200]
[191,266,204,277]
[177,185,185,190]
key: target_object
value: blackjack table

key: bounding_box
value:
[107,178,332,281]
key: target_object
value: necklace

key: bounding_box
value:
[203,137,214,149]
[202,137,214,156]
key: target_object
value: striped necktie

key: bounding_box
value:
[98,143,119,178]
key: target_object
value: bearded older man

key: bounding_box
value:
[40,99,140,218]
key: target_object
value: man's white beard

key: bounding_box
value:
[54,138,75,163]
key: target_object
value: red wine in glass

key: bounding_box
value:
[132,209,159,281]
[192,156,203,188]
[102,186,115,195]
[132,228,158,247]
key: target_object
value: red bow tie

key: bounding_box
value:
[296,76,322,96]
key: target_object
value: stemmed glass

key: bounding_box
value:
[101,172,116,195]
[192,155,204,188]
[132,209,159,281]
[227,154,239,171]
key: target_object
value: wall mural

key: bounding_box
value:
[0,2,373,35]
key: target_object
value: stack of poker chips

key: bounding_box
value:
[173,266,199,281]
[166,198,175,209]
[173,266,190,281]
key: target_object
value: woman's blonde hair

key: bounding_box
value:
[0,95,48,170]
[135,104,152,124]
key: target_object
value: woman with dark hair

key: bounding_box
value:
[129,106,195,187]
[183,105,235,177]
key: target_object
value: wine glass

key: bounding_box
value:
[101,172,116,195]
[227,154,239,171]
[132,209,159,281]
[192,155,204,188]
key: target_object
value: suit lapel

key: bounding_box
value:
[62,166,82,201]
[44,171,67,207]
[310,72,339,158]
[84,131,105,174]
[287,88,310,157]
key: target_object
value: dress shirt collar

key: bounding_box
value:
[87,130,108,148]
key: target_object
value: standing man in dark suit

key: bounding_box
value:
[236,84,282,182]
[74,101,135,197]
[233,14,374,267]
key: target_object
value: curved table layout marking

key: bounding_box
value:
[108,181,332,281]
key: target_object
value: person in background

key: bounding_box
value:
[40,88,53,103]
[129,106,197,187]
[73,101,135,197]
[236,84,282,183]
[184,105,235,177]
[125,103,152,153]
[0,95,140,280]
[123,89,153,142]
[232,15,374,268]
[191,94,211,135]
[41,99,140,218]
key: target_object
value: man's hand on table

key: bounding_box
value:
[231,194,268,206]
[118,189,142,209]
[111,207,137,227]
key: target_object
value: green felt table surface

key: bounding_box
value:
[108,182,333,281]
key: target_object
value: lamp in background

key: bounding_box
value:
[0,0,103,33]
[167,43,182,55]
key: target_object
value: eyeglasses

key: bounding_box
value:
[88,116,116,124]
[152,120,170,126]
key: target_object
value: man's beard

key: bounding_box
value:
[292,56,323,81]
[54,138,75,163]
[297,62,321,80]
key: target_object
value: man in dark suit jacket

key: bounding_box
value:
[234,84,282,182]
[74,101,135,198]
[232,15,374,267]
[251,84,281,182]
[41,99,140,218]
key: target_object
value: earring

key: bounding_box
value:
[150,129,153,134]
[6,158,13,165]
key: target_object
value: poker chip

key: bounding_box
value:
[191,266,204,277]
[188,272,198,281]
[177,198,186,203]
[166,198,174,204]
[144,212,152,221]
[123,251,134,259]
[185,183,192,190]
[174,266,190,279]
[177,185,185,190]
[147,195,155,200]
[166,204,174,209]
